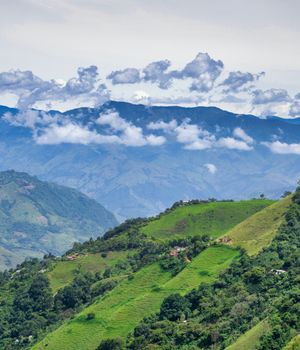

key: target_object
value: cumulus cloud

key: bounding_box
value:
[0,66,109,109]
[204,163,217,174]
[233,127,254,144]
[252,88,291,105]
[262,141,300,155]
[35,123,119,145]
[147,119,255,151]
[3,109,57,129]
[180,53,224,92]
[220,71,265,93]
[142,60,172,89]
[96,111,166,146]
[107,52,224,93]
[106,68,141,85]
[147,120,178,133]
[132,90,150,104]
[217,137,253,151]
[289,101,300,117]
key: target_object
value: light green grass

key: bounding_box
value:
[141,200,274,241]
[48,251,131,293]
[225,319,270,350]
[283,335,300,350]
[224,196,292,255]
[32,246,239,350]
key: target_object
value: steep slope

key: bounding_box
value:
[222,195,292,255]
[31,200,273,349]
[0,195,296,350]
[126,193,299,350]
[141,200,274,240]
[0,170,117,270]
[1,102,300,219]
[225,320,271,350]
[32,247,239,350]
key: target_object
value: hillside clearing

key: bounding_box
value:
[141,200,274,241]
[48,251,131,293]
[225,319,270,350]
[224,196,292,255]
[32,246,239,350]
[283,335,300,350]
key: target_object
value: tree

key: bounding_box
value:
[97,338,124,350]
[159,293,191,321]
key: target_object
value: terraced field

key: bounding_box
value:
[32,246,239,350]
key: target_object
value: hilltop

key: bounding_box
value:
[0,170,117,270]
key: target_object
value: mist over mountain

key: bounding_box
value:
[0,101,299,220]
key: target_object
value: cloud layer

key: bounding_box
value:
[0,51,299,120]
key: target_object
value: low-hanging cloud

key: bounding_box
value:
[204,163,217,174]
[262,141,300,155]
[147,120,254,151]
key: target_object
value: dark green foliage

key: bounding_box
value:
[97,337,124,350]
[159,294,191,321]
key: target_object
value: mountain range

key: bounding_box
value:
[0,170,117,270]
[0,102,300,220]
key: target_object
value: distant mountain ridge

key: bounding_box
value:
[0,101,300,219]
[0,170,117,270]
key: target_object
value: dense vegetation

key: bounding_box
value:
[125,189,300,350]
[0,192,296,350]
[0,170,117,270]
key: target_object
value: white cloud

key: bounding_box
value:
[252,89,290,105]
[147,120,178,132]
[262,141,300,155]
[204,163,217,174]
[107,68,141,84]
[220,71,264,93]
[233,127,254,144]
[35,123,119,145]
[217,137,253,151]
[97,111,130,131]
[97,111,166,147]
[132,90,150,104]
[0,66,109,110]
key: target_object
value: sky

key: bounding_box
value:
[0,0,299,117]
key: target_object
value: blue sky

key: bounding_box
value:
[0,0,299,117]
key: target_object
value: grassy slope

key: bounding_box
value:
[32,246,239,350]
[283,335,300,350]
[225,319,270,350]
[141,200,274,241]
[48,251,131,293]
[224,196,292,255]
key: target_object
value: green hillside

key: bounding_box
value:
[48,251,132,293]
[283,335,300,350]
[141,200,274,240]
[225,320,270,350]
[33,246,239,350]
[0,192,297,350]
[0,170,117,270]
[223,195,292,255]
